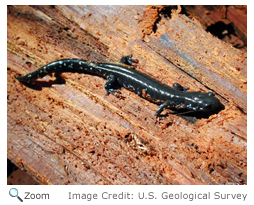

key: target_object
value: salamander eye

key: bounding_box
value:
[208,92,215,96]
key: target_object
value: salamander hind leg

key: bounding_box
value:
[105,74,121,96]
[120,54,139,66]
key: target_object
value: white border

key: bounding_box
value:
[3,1,252,204]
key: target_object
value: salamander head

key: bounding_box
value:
[185,92,223,112]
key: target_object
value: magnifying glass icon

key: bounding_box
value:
[9,188,23,202]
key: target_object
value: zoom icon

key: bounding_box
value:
[9,188,23,202]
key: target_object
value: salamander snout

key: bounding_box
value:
[197,92,223,112]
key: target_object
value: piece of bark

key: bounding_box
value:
[7,5,246,185]
[181,5,247,52]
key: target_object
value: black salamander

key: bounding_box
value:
[16,54,222,116]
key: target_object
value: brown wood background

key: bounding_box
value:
[7,5,247,185]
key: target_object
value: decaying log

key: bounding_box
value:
[7,5,246,185]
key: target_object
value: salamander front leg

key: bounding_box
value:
[155,101,174,116]
[173,83,189,92]
[105,74,121,96]
[120,54,139,66]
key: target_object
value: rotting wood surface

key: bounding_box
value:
[7,5,247,185]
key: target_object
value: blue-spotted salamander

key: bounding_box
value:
[16,54,223,116]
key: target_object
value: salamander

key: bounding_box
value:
[16,54,223,116]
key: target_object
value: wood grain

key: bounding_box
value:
[7,5,246,185]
